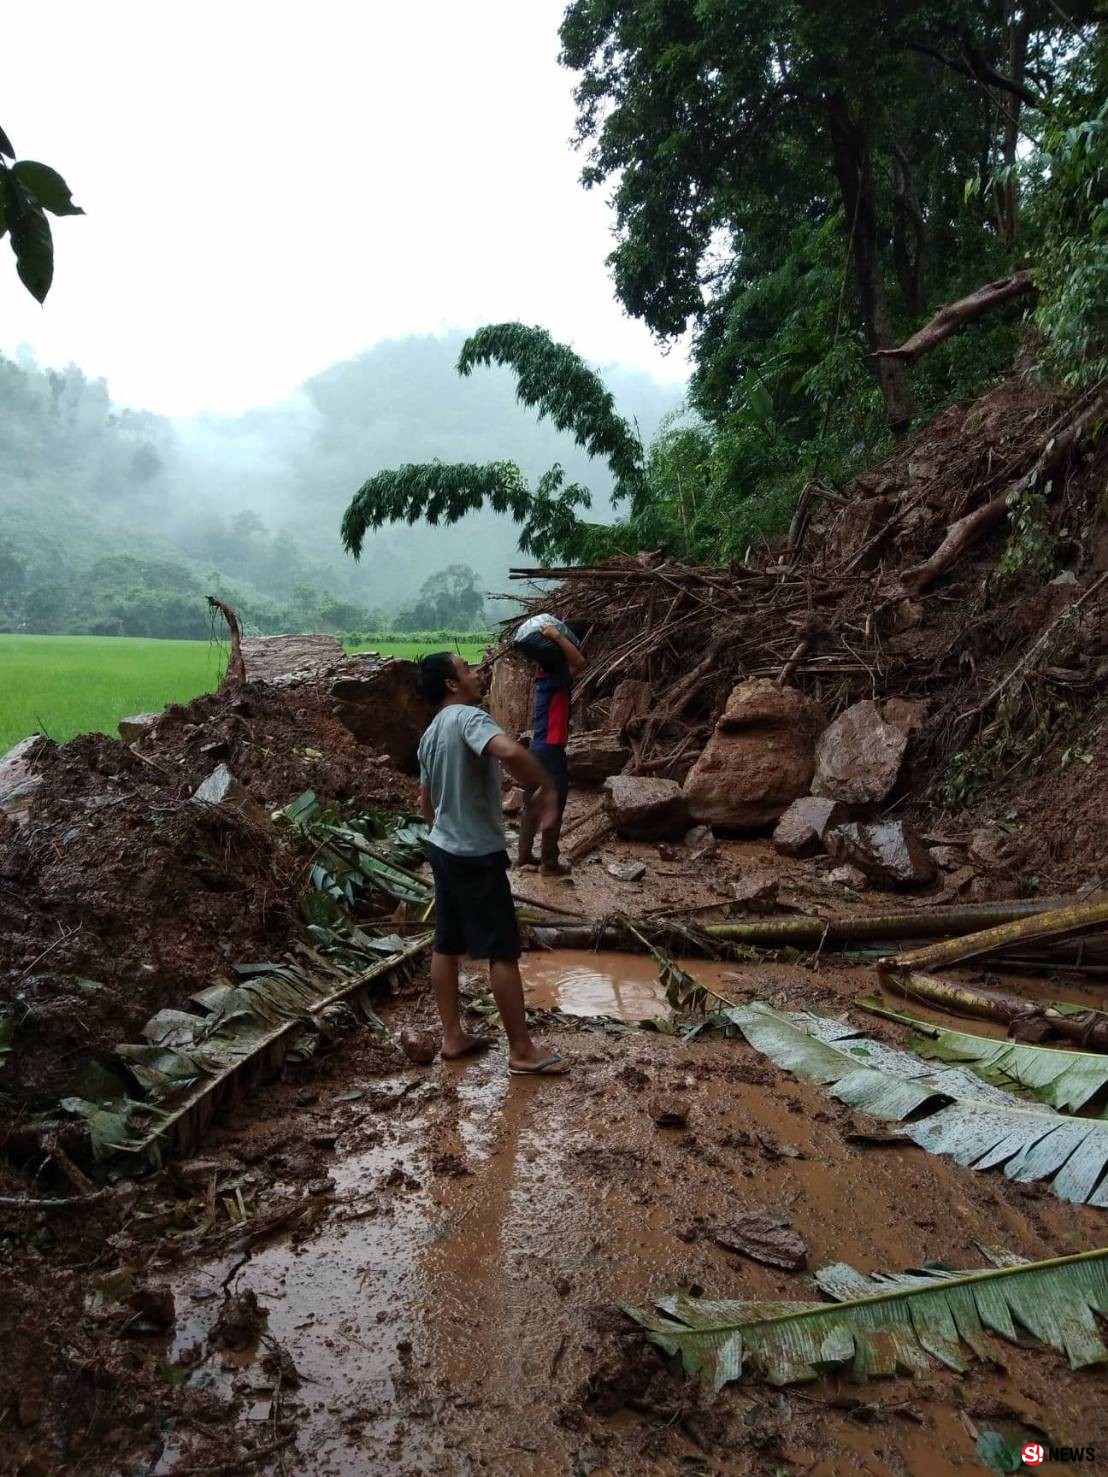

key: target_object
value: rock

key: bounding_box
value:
[191,764,267,824]
[930,844,966,872]
[117,712,159,744]
[812,700,908,805]
[609,678,653,734]
[0,735,45,827]
[607,860,646,882]
[713,1212,808,1271]
[772,796,849,858]
[683,824,714,850]
[827,864,868,889]
[502,787,526,816]
[827,821,937,889]
[683,679,826,829]
[329,659,431,773]
[881,697,930,737]
[969,827,1023,874]
[566,730,630,783]
[399,1030,437,1066]
[127,1284,176,1331]
[240,633,344,682]
[604,775,690,842]
[210,1288,268,1350]
[651,1096,690,1127]
[487,653,533,735]
[731,873,779,910]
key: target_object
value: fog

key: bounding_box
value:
[0,333,683,637]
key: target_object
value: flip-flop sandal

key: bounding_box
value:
[509,1053,568,1077]
[440,1036,494,1061]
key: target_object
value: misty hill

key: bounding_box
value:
[0,334,682,638]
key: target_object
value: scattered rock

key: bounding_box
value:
[684,679,826,828]
[0,734,45,827]
[683,824,714,850]
[604,775,691,841]
[210,1289,268,1350]
[827,863,868,889]
[502,786,526,816]
[607,860,646,882]
[969,826,1023,874]
[930,844,966,871]
[827,821,937,888]
[609,678,653,734]
[191,763,267,824]
[713,1212,808,1271]
[399,1030,437,1066]
[566,730,631,783]
[117,712,159,744]
[812,699,909,805]
[730,873,779,910]
[772,796,849,858]
[126,1284,176,1332]
[650,1096,690,1127]
[881,697,930,737]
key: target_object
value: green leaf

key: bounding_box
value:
[0,125,14,159]
[0,173,7,240]
[723,1003,1108,1206]
[976,1431,1022,1472]
[857,998,1108,1114]
[627,1248,1108,1391]
[8,189,53,302]
[11,160,83,216]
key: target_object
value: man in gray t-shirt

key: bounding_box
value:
[415,652,569,1078]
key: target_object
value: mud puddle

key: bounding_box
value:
[520,949,738,1021]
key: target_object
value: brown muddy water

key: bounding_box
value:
[149,948,1108,1475]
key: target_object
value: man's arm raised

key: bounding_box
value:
[485,734,559,830]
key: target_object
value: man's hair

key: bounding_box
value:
[416,651,459,706]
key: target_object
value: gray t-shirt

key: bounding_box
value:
[417,704,507,857]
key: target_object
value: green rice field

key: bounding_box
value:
[0,634,490,754]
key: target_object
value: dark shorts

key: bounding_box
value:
[525,743,570,809]
[425,841,521,962]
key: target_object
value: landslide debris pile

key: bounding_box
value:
[0,659,422,1124]
[493,376,1108,880]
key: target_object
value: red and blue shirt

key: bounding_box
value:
[532,668,572,748]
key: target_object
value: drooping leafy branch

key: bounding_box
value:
[0,125,83,302]
[340,456,599,564]
[457,322,646,499]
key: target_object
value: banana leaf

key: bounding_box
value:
[722,1002,1108,1206]
[628,1248,1108,1391]
[857,997,1108,1113]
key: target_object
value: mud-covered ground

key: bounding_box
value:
[5,832,1107,1477]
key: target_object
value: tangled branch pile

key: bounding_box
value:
[497,376,1108,802]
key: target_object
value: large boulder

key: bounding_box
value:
[683,679,826,829]
[566,730,630,784]
[329,660,431,773]
[487,654,533,737]
[772,796,849,858]
[604,775,690,841]
[812,700,908,806]
[826,821,937,889]
[0,735,45,828]
[240,633,345,683]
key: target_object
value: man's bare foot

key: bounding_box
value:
[517,859,539,872]
[507,1045,570,1076]
[440,1031,492,1061]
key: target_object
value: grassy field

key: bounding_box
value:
[0,633,492,753]
[346,636,490,664]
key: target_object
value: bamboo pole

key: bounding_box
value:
[890,898,1108,973]
[877,968,1108,1051]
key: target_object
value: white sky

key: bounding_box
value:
[1,0,689,417]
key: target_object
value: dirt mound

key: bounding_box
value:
[0,676,418,1117]
[497,374,1108,877]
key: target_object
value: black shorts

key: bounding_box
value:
[525,743,570,809]
[425,841,521,962]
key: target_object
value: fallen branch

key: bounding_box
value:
[877,969,1108,1052]
[887,897,1108,974]
[207,595,246,689]
[872,271,1035,366]
[0,1188,113,1210]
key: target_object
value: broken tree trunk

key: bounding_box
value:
[877,969,1108,1052]
[899,386,1108,595]
[872,271,1035,366]
[208,595,246,689]
[887,897,1108,974]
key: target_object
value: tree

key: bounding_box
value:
[557,0,1095,435]
[394,564,488,631]
[0,124,83,301]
